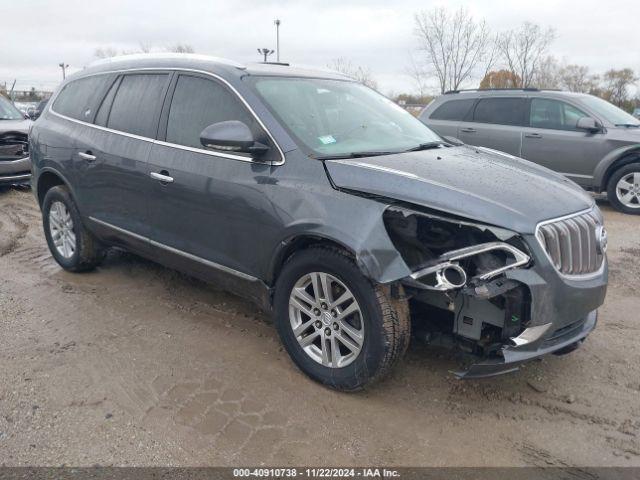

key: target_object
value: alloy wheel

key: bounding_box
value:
[616,172,640,209]
[288,272,365,368]
[49,201,76,258]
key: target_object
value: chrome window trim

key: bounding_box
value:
[534,207,606,280]
[88,216,258,282]
[48,67,285,166]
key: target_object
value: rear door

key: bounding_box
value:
[76,72,171,250]
[421,97,475,139]
[521,97,607,186]
[457,97,526,155]
[146,72,279,286]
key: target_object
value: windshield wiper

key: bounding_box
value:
[615,123,640,128]
[313,151,399,160]
[403,141,446,152]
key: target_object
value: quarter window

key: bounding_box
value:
[529,98,588,131]
[166,75,255,149]
[472,98,525,126]
[52,75,111,121]
[429,99,475,121]
[107,74,169,138]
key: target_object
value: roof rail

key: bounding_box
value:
[444,87,564,94]
[261,61,290,66]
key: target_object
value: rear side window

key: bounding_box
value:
[529,98,587,131]
[166,75,255,149]
[472,98,525,126]
[107,74,169,138]
[94,77,121,127]
[52,75,111,121]
[429,99,475,121]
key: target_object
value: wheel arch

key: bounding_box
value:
[595,145,640,192]
[267,234,357,287]
[35,167,75,208]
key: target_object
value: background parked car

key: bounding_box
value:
[419,89,640,214]
[0,94,32,186]
[633,107,640,120]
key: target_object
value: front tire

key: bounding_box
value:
[606,162,640,214]
[273,247,410,391]
[42,185,106,271]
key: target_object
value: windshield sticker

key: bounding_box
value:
[318,135,336,145]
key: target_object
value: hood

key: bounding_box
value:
[605,125,640,142]
[0,118,32,135]
[324,145,594,234]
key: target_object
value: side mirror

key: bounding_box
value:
[576,117,602,133]
[199,120,269,156]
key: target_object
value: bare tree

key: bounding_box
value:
[94,47,119,59]
[167,43,195,54]
[413,7,493,93]
[532,55,561,89]
[406,52,430,97]
[498,22,556,88]
[558,64,599,93]
[600,68,638,107]
[327,58,378,90]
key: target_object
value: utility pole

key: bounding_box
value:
[274,19,281,62]
[58,62,69,80]
[257,48,274,63]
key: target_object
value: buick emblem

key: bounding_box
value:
[595,225,608,254]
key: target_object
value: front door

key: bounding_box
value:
[521,97,606,186]
[145,73,280,295]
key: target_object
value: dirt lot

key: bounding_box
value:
[0,187,639,467]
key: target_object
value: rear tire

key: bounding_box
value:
[273,246,410,391]
[606,162,640,214]
[42,185,106,271]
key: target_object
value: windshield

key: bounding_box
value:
[0,95,24,120]
[249,77,442,157]
[579,95,640,126]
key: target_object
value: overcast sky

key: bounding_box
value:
[2,0,639,95]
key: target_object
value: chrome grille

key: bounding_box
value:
[536,210,604,276]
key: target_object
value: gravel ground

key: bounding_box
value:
[0,187,639,467]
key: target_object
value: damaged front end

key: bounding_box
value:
[383,205,600,378]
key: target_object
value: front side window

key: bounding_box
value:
[578,95,640,127]
[166,75,255,149]
[107,74,169,138]
[472,98,525,126]
[52,75,110,121]
[249,77,441,157]
[430,98,475,121]
[529,98,588,131]
[0,95,23,120]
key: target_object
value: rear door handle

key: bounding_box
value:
[525,133,542,139]
[460,128,476,133]
[150,171,174,184]
[78,151,96,161]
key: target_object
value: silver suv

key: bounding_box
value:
[420,89,640,214]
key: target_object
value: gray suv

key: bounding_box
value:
[420,89,640,214]
[30,54,607,390]
[0,94,32,186]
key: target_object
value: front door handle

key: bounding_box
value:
[525,133,542,139]
[78,151,96,162]
[460,128,476,133]
[150,171,174,184]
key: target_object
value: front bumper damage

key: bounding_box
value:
[0,156,31,185]
[457,310,597,378]
[385,206,608,379]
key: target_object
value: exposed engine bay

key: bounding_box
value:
[383,206,533,361]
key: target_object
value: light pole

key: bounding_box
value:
[257,48,274,63]
[58,62,69,80]
[274,19,281,62]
